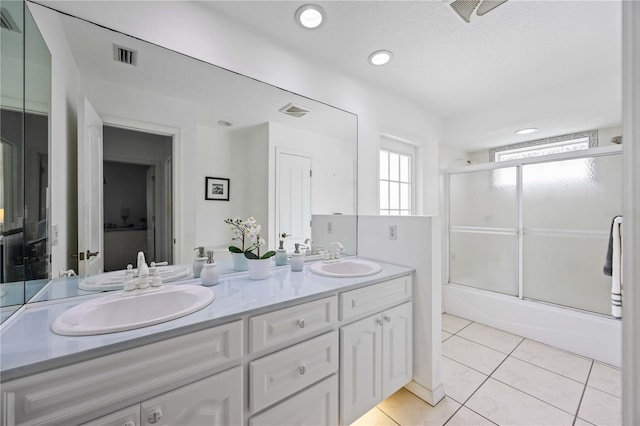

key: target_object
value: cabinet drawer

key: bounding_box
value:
[82,405,140,426]
[340,275,412,321]
[249,296,337,353]
[250,331,338,413]
[249,375,338,426]
[1,321,242,426]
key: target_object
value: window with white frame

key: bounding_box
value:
[490,130,598,187]
[491,130,597,162]
[379,149,412,215]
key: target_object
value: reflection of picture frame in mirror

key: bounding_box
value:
[205,177,230,201]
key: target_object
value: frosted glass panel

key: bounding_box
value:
[380,181,388,209]
[449,232,518,296]
[400,183,409,210]
[523,234,611,315]
[450,168,518,228]
[389,153,400,181]
[523,155,622,232]
[400,155,410,182]
[380,151,388,180]
[390,182,399,209]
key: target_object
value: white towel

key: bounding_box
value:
[611,216,623,318]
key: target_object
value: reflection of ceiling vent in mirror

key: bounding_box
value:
[113,44,137,66]
[279,103,311,118]
[0,7,21,33]
[450,0,480,23]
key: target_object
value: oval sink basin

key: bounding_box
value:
[79,265,191,291]
[310,259,382,278]
[52,284,214,336]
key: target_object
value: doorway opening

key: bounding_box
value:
[103,126,172,272]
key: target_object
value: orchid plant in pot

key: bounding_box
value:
[224,217,251,271]
[243,217,275,280]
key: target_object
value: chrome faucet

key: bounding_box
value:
[328,242,344,260]
[304,238,313,255]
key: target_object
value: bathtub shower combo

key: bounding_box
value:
[445,145,622,366]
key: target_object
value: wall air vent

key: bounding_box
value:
[113,44,137,66]
[279,103,311,118]
[0,7,21,33]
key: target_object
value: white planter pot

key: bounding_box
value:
[231,252,249,272]
[247,258,271,280]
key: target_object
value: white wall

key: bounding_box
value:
[358,215,443,405]
[28,3,79,276]
[36,1,442,219]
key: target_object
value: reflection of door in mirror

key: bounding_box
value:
[102,126,172,272]
[276,150,311,252]
[77,97,104,276]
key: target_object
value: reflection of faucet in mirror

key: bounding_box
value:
[304,238,313,255]
[120,208,130,226]
[327,242,344,260]
[137,251,146,272]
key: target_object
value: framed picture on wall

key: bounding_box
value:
[205,177,230,201]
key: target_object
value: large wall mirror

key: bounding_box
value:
[1,0,51,321]
[23,3,357,304]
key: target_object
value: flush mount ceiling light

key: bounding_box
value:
[368,50,393,66]
[515,127,538,135]
[295,4,325,29]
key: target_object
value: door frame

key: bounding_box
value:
[99,115,180,262]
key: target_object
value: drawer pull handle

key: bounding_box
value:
[299,365,307,375]
[298,319,306,328]
[147,409,163,424]
[384,315,391,323]
[376,318,384,326]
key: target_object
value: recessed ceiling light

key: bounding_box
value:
[295,4,325,29]
[515,127,538,135]
[368,50,393,66]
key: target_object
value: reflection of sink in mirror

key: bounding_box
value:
[78,265,191,291]
[310,259,382,278]
[52,284,214,336]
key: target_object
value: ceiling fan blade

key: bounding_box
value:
[450,0,481,23]
[476,0,509,16]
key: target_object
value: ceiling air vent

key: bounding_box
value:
[279,103,311,118]
[0,7,21,33]
[113,44,137,66]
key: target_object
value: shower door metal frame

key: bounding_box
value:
[445,144,622,302]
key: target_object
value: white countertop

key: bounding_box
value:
[0,259,412,382]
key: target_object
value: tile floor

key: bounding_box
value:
[352,313,622,426]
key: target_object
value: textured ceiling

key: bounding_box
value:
[207,1,621,119]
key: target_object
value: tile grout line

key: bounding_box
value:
[573,360,595,426]
[375,406,401,426]
[449,336,528,425]
[508,349,591,385]
[449,332,523,356]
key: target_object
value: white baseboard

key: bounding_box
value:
[404,381,445,407]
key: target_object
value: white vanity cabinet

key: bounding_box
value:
[83,367,242,426]
[338,275,413,426]
[1,321,243,426]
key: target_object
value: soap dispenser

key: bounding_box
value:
[275,240,288,266]
[193,246,206,278]
[290,243,304,272]
[200,250,219,286]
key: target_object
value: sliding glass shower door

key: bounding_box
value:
[449,167,519,296]
[447,149,622,315]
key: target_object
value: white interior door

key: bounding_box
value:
[77,96,104,275]
[277,151,311,252]
[146,165,155,262]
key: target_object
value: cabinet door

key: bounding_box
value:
[82,405,140,426]
[382,302,413,399]
[250,375,338,426]
[140,367,242,426]
[340,314,383,426]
